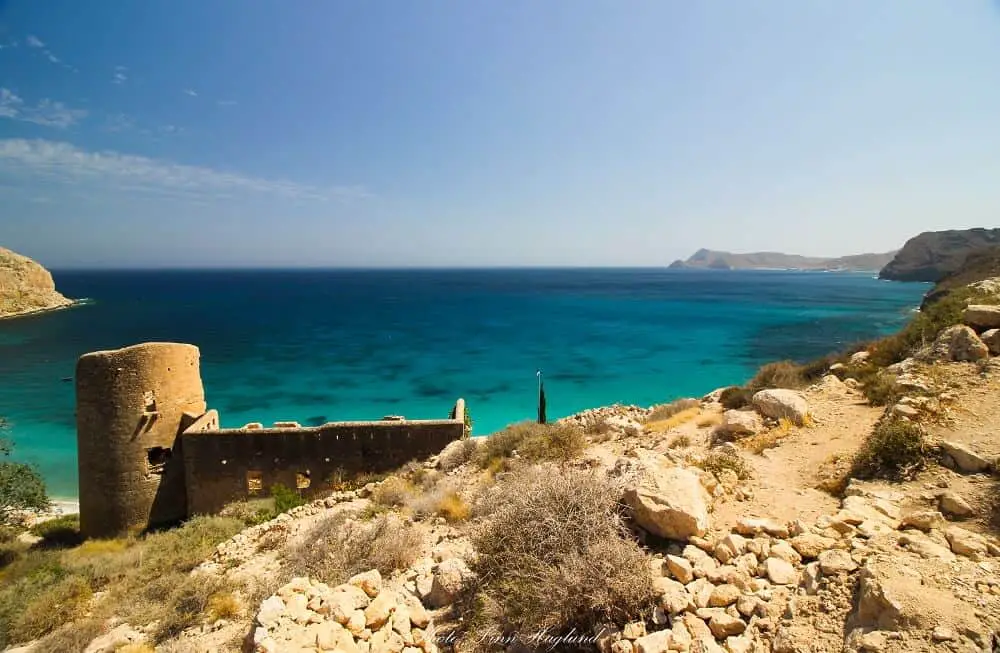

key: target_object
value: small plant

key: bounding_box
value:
[646,398,700,423]
[270,483,305,514]
[206,590,241,621]
[623,425,640,438]
[670,434,692,448]
[434,491,471,523]
[697,449,751,480]
[644,406,701,434]
[439,438,479,471]
[851,418,927,480]
[372,476,415,507]
[862,372,901,407]
[0,434,49,527]
[582,416,614,438]
[747,361,806,391]
[29,515,83,548]
[719,386,754,410]
[219,498,275,526]
[476,422,585,468]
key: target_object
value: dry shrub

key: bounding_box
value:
[644,406,701,434]
[477,422,586,469]
[581,416,614,438]
[372,476,416,507]
[150,573,233,641]
[465,466,654,651]
[219,498,276,527]
[206,590,241,621]
[719,386,754,410]
[851,418,928,480]
[862,372,901,407]
[407,481,472,523]
[739,419,794,455]
[748,361,807,391]
[646,398,700,422]
[10,575,92,643]
[33,618,106,653]
[697,449,751,480]
[670,434,692,448]
[439,438,480,471]
[696,414,722,428]
[815,453,851,496]
[286,512,421,585]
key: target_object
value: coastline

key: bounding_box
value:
[0,298,90,322]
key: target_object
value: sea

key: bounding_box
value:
[0,269,929,498]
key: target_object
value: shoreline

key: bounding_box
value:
[0,298,90,322]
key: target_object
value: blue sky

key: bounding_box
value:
[1,1,999,268]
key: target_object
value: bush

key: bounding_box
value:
[0,437,49,526]
[286,512,421,585]
[476,422,585,468]
[464,466,655,650]
[697,449,751,480]
[219,498,276,526]
[408,483,471,523]
[719,386,754,410]
[372,476,416,507]
[747,361,806,391]
[30,515,83,548]
[33,618,105,653]
[861,372,901,407]
[271,483,305,514]
[646,398,700,423]
[439,439,479,471]
[851,418,927,480]
[151,574,232,641]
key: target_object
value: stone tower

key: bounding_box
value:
[76,342,206,538]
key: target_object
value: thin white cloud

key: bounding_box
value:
[183,88,198,97]
[0,89,87,128]
[216,99,238,107]
[25,35,44,48]
[0,138,371,202]
[112,72,127,84]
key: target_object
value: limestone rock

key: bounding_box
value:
[981,328,1000,355]
[426,558,474,608]
[938,491,975,519]
[0,246,75,318]
[632,629,672,653]
[620,453,710,540]
[708,584,740,607]
[944,526,989,560]
[899,510,945,532]
[719,410,762,438]
[664,554,694,584]
[762,557,798,585]
[789,533,837,559]
[349,570,382,598]
[850,351,871,365]
[708,613,745,638]
[751,389,811,426]
[735,517,789,538]
[818,549,857,574]
[928,325,989,362]
[940,440,992,474]
[962,304,1000,330]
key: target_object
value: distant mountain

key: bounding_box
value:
[668,248,897,272]
[878,228,1000,282]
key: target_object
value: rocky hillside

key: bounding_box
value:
[0,246,74,319]
[922,244,1000,306]
[669,249,896,272]
[879,228,1000,282]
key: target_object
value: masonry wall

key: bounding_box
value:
[180,415,465,515]
[76,342,205,538]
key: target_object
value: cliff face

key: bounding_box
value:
[878,228,1000,282]
[0,246,74,318]
[668,248,896,271]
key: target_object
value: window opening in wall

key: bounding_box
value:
[296,471,311,489]
[247,470,263,495]
[146,446,171,474]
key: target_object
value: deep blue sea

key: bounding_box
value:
[0,269,928,498]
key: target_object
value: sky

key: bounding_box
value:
[1,1,999,268]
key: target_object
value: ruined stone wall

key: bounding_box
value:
[76,342,205,538]
[180,414,465,515]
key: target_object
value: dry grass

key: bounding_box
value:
[696,449,752,480]
[407,481,472,523]
[740,418,794,455]
[747,360,807,391]
[464,466,655,651]
[33,619,106,653]
[476,422,586,469]
[285,512,421,585]
[206,591,241,621]
[669,433,693,448]
[646,398,700,422]
[439,438,480,471]
[719,386,754,410]
[696,413,722,428]
[644,406,701,434]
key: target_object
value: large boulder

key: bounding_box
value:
[751,389,810,426]
[940,440,992,474]
[927,325,989,362]
[619,452,710,540]
[718,410,762,438]
[962,304,1000,331]
[980,329,1000,355]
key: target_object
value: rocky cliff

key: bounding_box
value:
[669,248,896,272]
[0,246,74,319]
[878,228,1000,282]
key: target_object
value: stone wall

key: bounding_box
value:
[76,342,205,538]
[180,411,465,515]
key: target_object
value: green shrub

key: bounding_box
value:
[851,418,927,480]
[271,483,305,514]
[647,398,700,422]
[464,466,654,651]
[0,436,49,527]
[747,361,806,391]
[861,372,901,407]
[719,386,754,410]
[30,515,83,548]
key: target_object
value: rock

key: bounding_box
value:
[426,558,473,608]
[257,595,286,628]
[349,570,382,598]
[897,531,955,561]
[735,517,789,538]
[891,403,919,419]
[928,325,989,362]
[939,491,975,519]
[789,533,837,559]
[940,440,992,473]
[652,577,691,615]
[899,510,945,532]
[632,629,672,653]
[801,562,821,596]
[762,557,798,585]
[620,453,710,540]
[725,635,753,653]
[708,584,740,607]
[768,541,802,565]
[0,246,75,318]
[944,526,989,560]
[771,624,813,653]
[963,304,1000,330]
[857,630,887,651]
[664,555,694,584]
[83,623,146,653]
[363,590,397,629]
[719,410,762,438]
[850,351,871,365]
[931,626,956,642]
[751,389,811,426]
[818,549,857,574]
[622,621,646,640]
[708,613,746,638]
[981,328,1000,355]
[687,577,716,609]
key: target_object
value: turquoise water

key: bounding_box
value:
[0,269,928,498]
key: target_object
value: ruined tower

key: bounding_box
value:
[76,342,206,538]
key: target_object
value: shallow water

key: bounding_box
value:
[0,268,928,497]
